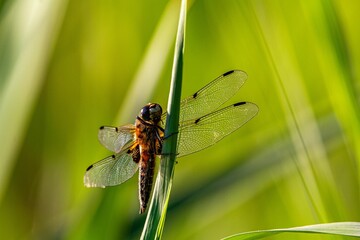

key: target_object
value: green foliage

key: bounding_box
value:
[141,0,186,238]
[223,222,360,240]
[0,0,359,239]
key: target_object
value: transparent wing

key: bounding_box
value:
[161,70,247,123]
[84,150,138,188]
[176,102,258,158]
[98,124,136,153]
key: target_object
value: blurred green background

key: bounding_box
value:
[0,0,359,239]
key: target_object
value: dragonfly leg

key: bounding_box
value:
[163,131,178,140]
[128,145,140,163]
[159,131,179,157]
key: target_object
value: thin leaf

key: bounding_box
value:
[114,0,179,123]
[140,0,186,239]
[222,222,360,240]
[0,0,67,201]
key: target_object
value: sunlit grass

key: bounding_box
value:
[0,0,67,201]
[0,0,359,239]
[141,0,185,238]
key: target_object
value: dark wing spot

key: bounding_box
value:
[86,165,94,171]
[99,126,105,130]
[194,118,200,124]
[193,92,198,98]
[111,155,116,159]
[115,127,119,132]
[223,70,234,77]
[234,102,246,107]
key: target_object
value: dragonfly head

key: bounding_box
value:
[139,103,163,123]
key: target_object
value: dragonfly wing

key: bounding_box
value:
[98,124,136,153]
[179,70,248,121]
[84,151,139,188]
[161,70,247,123]
[177,102,258,158]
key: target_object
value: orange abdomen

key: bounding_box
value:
[135,119,158,214]
[138,150,155,214]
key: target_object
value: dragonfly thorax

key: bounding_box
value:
[139,103,162,123]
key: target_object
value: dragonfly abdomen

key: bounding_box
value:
[135,113,162,214]
[138,151,156,214]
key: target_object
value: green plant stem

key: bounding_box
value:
[140,0,186,239]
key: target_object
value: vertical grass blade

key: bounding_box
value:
[0,0,67,201]
[140,0,186,239]
[114,0,179,123]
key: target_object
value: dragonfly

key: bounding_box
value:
[84,70,259,214]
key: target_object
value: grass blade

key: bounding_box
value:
[0,0,67,201]
[140,0,186,239]
[114,0,179,123]
[222,222,360,240]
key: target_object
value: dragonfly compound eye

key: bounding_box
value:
[149,103,162,121]
[140,105,151,121]
[140,103,162,122]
